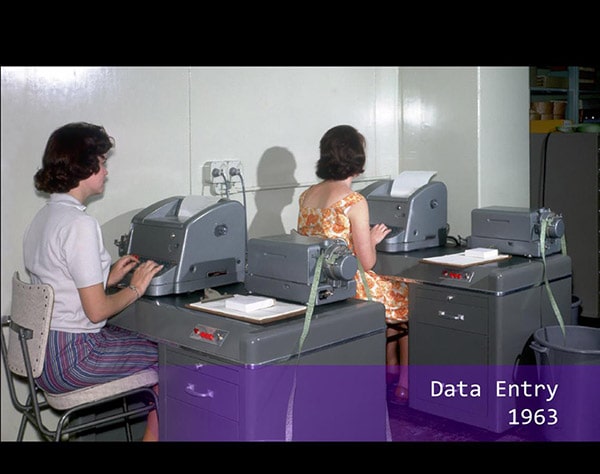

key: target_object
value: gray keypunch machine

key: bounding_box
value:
[110,198,388,441]
[119,196,246,296]
[360,178,448,252]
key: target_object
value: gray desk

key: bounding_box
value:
[110,289,388,441]
[376,249,572,432]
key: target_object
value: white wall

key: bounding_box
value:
[398,66,529,237]
[1,66,529,441]
[478,67,530,207]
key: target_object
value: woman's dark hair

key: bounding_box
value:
[316,124,366,180]
[34,122,114,193]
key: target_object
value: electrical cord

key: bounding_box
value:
[446,235,468,247]
[446,236,460,247]
[229,166,248,267]
[229,167,247,210]
[219,170,230,199]
[539,131,553,208]
[212,164,247,227]
[445,223,468,248]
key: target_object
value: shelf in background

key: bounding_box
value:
[530,66,600,124]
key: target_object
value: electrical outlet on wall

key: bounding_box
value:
[225,160,242,177]
[203,160,243,196]
[203,161,227,184]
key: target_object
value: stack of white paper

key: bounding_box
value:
[225,295,275,312]
[464,248,499,259]
[390,171,437,198]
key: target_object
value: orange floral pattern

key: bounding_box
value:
[298,190,408,321]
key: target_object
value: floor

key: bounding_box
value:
[386,317,600,443]
[386,397,534,442]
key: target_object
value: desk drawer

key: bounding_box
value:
[411,286,488,334]
[165,364,239,421]
[165,347,239,384]
[164,398,239,441]
[413,286,487,308]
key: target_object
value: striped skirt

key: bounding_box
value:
[36,325,158,394]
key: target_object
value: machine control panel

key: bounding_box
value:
[440,268,474,283]
[190,324,229,346]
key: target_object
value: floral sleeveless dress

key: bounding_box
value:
[297,190,408,321]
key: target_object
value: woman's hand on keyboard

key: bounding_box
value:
[130,259,165,296]
[108,254,141,288]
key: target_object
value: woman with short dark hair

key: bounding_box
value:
[297,124,410,405]
[24,122,163,440]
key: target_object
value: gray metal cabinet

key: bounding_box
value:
[110,295,389,441]
[159,335,388,441]
[530,132,599,321]
[407,256,572,433]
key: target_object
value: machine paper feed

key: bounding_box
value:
[177,195,221,219]
[389,171,438,198]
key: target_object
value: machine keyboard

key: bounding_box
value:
[134,257,174,276]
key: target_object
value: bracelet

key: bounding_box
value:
[127,284,140,300]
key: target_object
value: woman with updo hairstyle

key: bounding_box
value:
[23,122,164,440]
[297,124,410,406]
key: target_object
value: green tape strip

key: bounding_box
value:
[540,216,566,338]
[286,252,325,440]
[297,252,324,354]
[357,259,372,301]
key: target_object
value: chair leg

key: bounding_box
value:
[122,396,133,441]
[17,415,29,441]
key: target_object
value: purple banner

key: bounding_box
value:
[157,363,599,442]
[408,364,600,442]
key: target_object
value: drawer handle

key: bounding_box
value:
[185,383,214,399]
[438,310,464,321]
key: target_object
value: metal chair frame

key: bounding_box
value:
[1,272,159,441]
